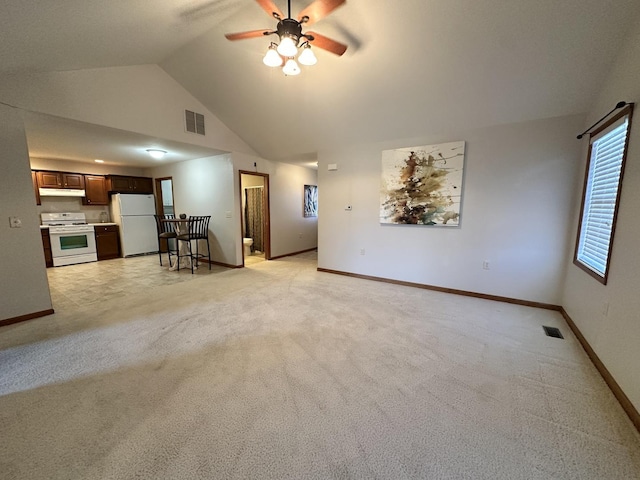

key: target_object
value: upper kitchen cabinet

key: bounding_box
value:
[36,171,61,188]
[106,175,153,194]
[82,175,109,205]
[63,173,85,189]
[36,171,85,189]
[32,171,41,205]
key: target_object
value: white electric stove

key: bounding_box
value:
[41,213,98,266]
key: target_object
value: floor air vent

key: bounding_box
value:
[185,110,205,135]
[543,326,564,339]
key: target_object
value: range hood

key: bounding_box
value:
[39,188,86,197]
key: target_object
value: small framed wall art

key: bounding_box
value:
[304,184,318,217]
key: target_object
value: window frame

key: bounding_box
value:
[573,104,634,284]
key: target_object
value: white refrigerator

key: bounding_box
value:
[110,194,158,257]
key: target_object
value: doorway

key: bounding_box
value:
[239,171,270,265]
[155,177,175,216]
[155,177,175,256]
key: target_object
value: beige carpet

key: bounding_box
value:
[1,252,639,479]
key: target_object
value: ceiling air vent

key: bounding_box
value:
[185,110,205,135]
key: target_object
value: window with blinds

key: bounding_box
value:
[574,105,633,284]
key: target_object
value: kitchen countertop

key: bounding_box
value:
[40,222,118,229]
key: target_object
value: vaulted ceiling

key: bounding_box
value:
[2,0,639,165]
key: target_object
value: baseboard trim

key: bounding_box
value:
[201,259,242,269]
[559,307,640,431]
[270,247,318,260]
[317,267,561,311]
[0,308,55,328]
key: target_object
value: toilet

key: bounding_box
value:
[243,238,253,257]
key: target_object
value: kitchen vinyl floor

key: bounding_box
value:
[46,254,229,310]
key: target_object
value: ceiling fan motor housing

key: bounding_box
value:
[277,18,303,45]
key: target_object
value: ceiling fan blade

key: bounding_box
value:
[255,0,284,19]
[298,0,346,26]
[306,31,347,56]
[225,29,274,41]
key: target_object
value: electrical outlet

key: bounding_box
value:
[225,211,231,218]
[482,260,490,270]
[9,216,22,228]
[360,248,365,255]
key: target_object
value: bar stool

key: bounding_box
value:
[176,215,211,273]
[154,214,177,267]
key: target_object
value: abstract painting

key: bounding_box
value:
[380,141,465,225]
[304,184,318,217]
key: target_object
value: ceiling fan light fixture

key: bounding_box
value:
[277,36,298,57]
[146,149,167,159]
[282,58,301,76]
[263,44,283,67]
[298,44,317,66]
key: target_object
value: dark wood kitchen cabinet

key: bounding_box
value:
[62,172,85,188]
[35,171,85,189]
[95,225,120,260]
[32,171,41,205]
[106,175,153,194]
[36,171,61,188]
[41,229,53,268]
[82,175,109,205]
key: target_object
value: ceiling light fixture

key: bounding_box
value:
[282,58,301,76]
[94,159,105,163]
[146,149,167,159]
[298,42,317,66]
[263,43,284,67]
[226,0,349,76]
[264,6,318,76]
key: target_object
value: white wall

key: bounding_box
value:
[147,154,237,266]
[318,114,584,305]
[233,152,318,261]
[148,153,318,266]
[561,16,640,411]
[0,105,52,321]
[0,65,256,156]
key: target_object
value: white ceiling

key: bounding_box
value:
[22,111,226,168]
[2,0,640,165]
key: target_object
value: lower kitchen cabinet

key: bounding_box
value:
[95,225,120,260]
[41,229,53,268]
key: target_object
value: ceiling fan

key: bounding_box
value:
[225,0,348,74]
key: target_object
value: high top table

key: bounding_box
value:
[160,217,196,271]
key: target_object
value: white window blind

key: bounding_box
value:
[576,116,630,279]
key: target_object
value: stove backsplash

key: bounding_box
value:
[37,197,110,224]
